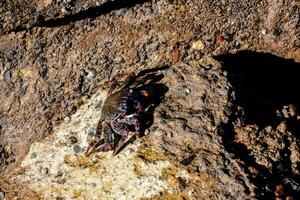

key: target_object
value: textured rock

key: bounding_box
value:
[13,89,174,199]
[0,0,299,199]
[5,61,250,199]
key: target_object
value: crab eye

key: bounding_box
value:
[120,103,126,111]
[140,90,149,97]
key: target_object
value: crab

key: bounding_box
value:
[85,72,158,156]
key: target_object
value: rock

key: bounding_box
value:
[171,50,181,64]
[0,190,5,199]
[124,48,138,64]
[86,68,97,79]
[273,28,283,36]
[64,116,71,123]
[30,152,37,159]
[73,144,82,154]
[115,9,124,16]
[68,136,78,144]
[65,42,72,49]
[184,88,191,94]
[1,0,300,198]
[191,40,205,50]
[113,56,124,64]
[3,71,11,82]
[41,167,49,175]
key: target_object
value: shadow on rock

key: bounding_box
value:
[216,51,300,128]
[215,51,300,199]
[12,0,152,33]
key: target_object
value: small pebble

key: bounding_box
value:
[39,66,48,78]
[86,68,97,79]
[57,171,63,177]
[68,136,78,144]
[0,190,5,199]
[41,167,49,175]
[30,152,37,159]
[73,145,82,154]
[114,56,124,64]
[92,157,99,164]
[87,128,95,136]
[65,42,72,49]
[8,132,15,139]
[115,9,124,16]
[185,88,191,94]
[36,56,46,63]
[273,28,282,36]
[3,71,11,82]
[192,40,205,50]
[144,129,150,135]
[4,62,12,70]
[91,59,98,65]
[61,7,67,13]
[64,116,71,123]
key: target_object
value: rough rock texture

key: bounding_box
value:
[12,89,173,199]
[0,0,299,199]
[5,62,250,199]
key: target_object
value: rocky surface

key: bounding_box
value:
[0,0,299,199]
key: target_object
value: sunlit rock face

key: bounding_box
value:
[15,89,174,199]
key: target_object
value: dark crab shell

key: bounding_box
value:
[101,85,145,122]
[85,70,165,156]
[100,89,130,121]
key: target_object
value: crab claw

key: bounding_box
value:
[84,137,105,156]
[112,138,129,156]
[85,142,98,156]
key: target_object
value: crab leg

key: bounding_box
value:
[111,122,129,155]
[96,121,115,151]
[86,121,115,155]
[121,114,142,138]
[107,72,135,94]
[85,120,103,156]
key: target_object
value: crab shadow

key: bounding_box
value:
[216,51,300,128]
[215,51,300,198]
[113,67,169,154]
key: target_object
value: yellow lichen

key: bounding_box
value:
[178,4,185,12]
[75,155,94,168]
[102,179,113,193]
[142,190,190,200]
[64,154,72,165]
[162,167,180,189]
[88,165,101,173]
[134,163,143,177]
[136,147,160,162]
[135,142,168,163]
[18,69,31,78]
[72,189,81,198]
